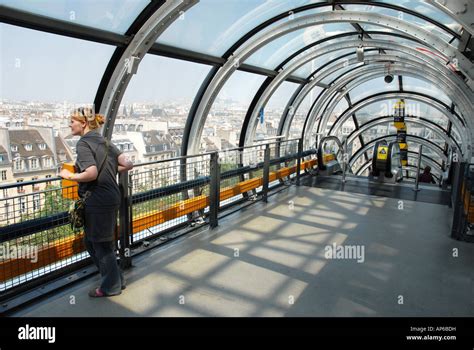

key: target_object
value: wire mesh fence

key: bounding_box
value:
[0,139,314,296]
[0,178,86,292]
[130,154,211,243]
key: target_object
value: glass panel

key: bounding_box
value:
[290,86,323,138]
[361,122,392,144]
[201,71,266,151]
[2,0,150,34]
[157,1,328,56]
[349,77,399,103]
[349,137,370,175]
[403,77,452,105]
[407,141,442,161]
[326,98,349,132]
[376,0,462,34]
[364,32,425,49]
[245,22,354,69]
[343,4,454,43]
[415,104,449,128]
[256,82,299,140]
[290,48,355,78]
[1,23,114,103]
[406,121,446,148]
[120,54,212,159]
[321,64,363,85]
[337,118,356,140]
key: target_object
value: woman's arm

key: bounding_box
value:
[60,166,98,182]
[118,153,134,173]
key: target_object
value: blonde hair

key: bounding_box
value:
[71,107,105,130]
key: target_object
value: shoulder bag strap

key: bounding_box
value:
[82,140,109,201]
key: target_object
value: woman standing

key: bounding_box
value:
[60,107,133,297]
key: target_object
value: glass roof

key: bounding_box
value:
[376,0,463,34]
[157,1,328,57]
[291,48,355,78]
[403,77,452,106]
[0,0,468,168]
[343,3,455,43]
[2,0,150,34]
[244,22,353,69]
[348,77,399,103]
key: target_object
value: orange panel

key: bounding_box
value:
[61,163,79,200]
[0,233,85,283]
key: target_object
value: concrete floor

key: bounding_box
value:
[13,186,474,317]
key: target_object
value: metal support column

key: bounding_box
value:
[451,162,467,240]
[118,171,132,269]
[262,144,270,203]
[209,152,220,229]
[413,145,423,192]
[296,138,303,186]
[342,137,348,184]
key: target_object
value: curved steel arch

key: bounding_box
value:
[243,38,469,147]
[313,65,472,145]
[269,48,460,145]
[329,92,465,136]
[310,61,472,135]
[305,66,473,156]
[93,0,167,113]
[280,43,472,149]
[348,134,447,171]
[185,10,473,155]
[345,116,460,154]
[97,0,198,139]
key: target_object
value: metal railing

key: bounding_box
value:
[451,162,474,242]
[0,139,317,303]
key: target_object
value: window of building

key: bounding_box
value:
[17,179,24,193]
[14,159,24,171]
[31,158,39,169]
[43,157,51,167]
[25,144,33,151]
[33,194,40,211]
[38,143,46,150]
[19,196,27,214]
[1,170,6,181]
[4,202,9,221]
[11,145,18,152]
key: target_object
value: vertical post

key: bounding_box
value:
[451,162,467,239]
[342,137,348,184]
[118,171,132,269]
[262,144,270,203]
[296,138,303,186]
[413,144,422,192]
[209,152,220,229]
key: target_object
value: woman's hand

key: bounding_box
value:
[59,169,73,180]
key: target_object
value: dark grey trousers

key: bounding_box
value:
[84,239,124,295]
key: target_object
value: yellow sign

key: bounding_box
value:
[377,146,388,160]
[394,100,405,109]
[394,122,406,130]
